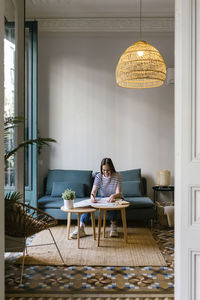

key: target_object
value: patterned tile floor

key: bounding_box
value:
[5,224,174,299]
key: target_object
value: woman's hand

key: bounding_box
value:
[107,195,115,203]
[91,197,97,203]
[91,194,98,203]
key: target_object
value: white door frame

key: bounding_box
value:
[0,0,5,298]
[175,0,200,299]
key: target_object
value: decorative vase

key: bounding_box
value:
[156,170,171,186]
[64,199,74,209]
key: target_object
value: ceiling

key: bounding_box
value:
[25,0,175,19]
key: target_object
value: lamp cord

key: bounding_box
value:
[139,0,142,41]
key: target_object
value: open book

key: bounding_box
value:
[73,197,130,208]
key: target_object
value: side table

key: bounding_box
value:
[60,206,96,249]
[91,203,130,247]
[152,185,174,203]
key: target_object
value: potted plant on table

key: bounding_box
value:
[62,189,75,209]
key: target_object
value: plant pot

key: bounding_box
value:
[64,199,74,209]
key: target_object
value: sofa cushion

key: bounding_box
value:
[51,181,85,198]
[120,169,141,181]
[45,169,93,196]
[125,197,155,208]
[122,180,142,197]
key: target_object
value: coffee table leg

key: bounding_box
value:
[121,207,128,243]
[67,212,72,239]
[91,211,96,240]
[103,210,107,238]
[97,208,102,247]
[77,213,80,249]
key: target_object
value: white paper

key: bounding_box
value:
[92,197,117,207]
[73,197,117,208]
[73,199,92,208]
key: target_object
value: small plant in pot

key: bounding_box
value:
[62,189,75,209]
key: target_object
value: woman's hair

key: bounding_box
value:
[100,157,116,175]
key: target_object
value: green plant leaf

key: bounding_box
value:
[4,191,22,209]
[4,137,56,162]
[4,116,24,132]
[62,189,76,200]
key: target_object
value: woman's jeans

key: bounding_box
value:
[80,210,119,225]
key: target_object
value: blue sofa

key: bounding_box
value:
[38,169,155,223]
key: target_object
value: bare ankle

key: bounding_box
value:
[80,222,85,228]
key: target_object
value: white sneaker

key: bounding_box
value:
[110,223,118,237]
[70,226,86,239]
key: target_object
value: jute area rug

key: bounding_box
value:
[16,225,166,267]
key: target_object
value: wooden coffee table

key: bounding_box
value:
[91,203,130,247]
[61,206,96,249]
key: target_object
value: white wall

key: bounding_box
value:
[38,32,174,199]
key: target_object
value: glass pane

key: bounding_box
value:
[24,21,38,207]
[4,25,16,188]
[24,27,32,188]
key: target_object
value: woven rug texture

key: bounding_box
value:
[5,226,174,299]
[5,294,174,300]
[16,225,166,267]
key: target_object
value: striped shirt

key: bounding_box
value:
[93,172,122,197]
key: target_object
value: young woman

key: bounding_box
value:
[70,157,122,239]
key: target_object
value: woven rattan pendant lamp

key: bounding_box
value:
[116,0,166,89]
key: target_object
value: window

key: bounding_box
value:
[4,25,15,189]
[4,21,38,207]
[24,22,38,207]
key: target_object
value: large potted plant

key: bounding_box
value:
[4,116,56,251]
[4,116,56,208]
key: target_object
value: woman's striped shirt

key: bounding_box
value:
[93,172,122,197]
